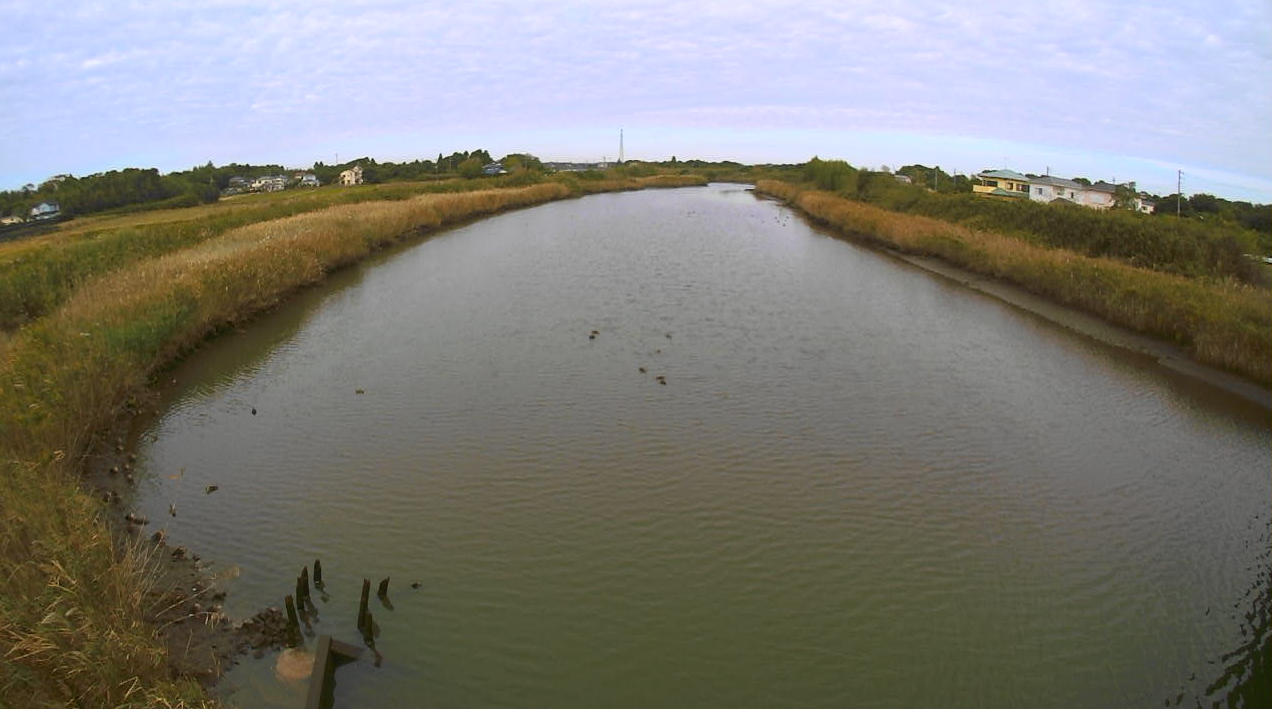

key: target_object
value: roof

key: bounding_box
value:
[1029,175,1082,189]
[987,187,1026,198]
[976,169,1028,181]
[1087,181,1117,194]
[1050,197,1077,205]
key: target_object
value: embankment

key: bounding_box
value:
[0,175,705,708]
[755,180,1272,390]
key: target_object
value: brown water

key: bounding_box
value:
[127,184,1271,708]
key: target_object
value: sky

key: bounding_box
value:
[2,0,1270,202]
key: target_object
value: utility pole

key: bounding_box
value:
[619,129,624,164]
[1177,170,1183,217]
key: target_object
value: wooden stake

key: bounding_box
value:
[357,579,370,630]
[377,577,390,598]
[313,559,323,587]
[284,594,300,648]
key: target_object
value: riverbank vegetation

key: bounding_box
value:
[0,174,704,707]
[0,172,699,330]
[756,179,1272,386]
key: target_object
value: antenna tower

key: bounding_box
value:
[619,129,624,164]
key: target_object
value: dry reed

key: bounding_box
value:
[756,180,1272,385]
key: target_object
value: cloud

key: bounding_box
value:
[0,0,1269,200]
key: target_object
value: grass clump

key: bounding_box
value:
[756,180,1272,385]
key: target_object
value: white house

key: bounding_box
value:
[30,201,61,219]
[1082,181,1118,210]
[339,166,364,186]
[1,215,24,225]
[251,175,286,192]
[1028,175,1084,204]
[297,173,320,187]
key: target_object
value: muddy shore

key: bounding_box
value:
[82,393,296,691]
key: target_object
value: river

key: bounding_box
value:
[125,183,1270,708]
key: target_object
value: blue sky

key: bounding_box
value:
[2,0,1269,201]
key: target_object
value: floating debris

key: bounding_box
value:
[169,503,177,517]
[355,388,365,395]
[638,367,647,373]
[251,407,257,415]
[205,485,219,495]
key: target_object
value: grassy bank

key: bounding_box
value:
[0,174,569,330]
[0,175,704,707]
[756,180,1272,386]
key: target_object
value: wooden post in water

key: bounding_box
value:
[357,579,370,630]
[377,577,390,598]
[313,559,323,588]
[296,574,307,607]
[284,595,300,648]
[300,566,310,602]
[362,611,375,645]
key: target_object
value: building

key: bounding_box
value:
[1028,175,1084,204]
[1082,181,1118,210]
[1135,196,1156,214]
[30,201,61,219]
[482,162,507,176]
[972,169,1030,199]
[297,173,320,187]
[1,215,24,225]
[252,175,286,192]
[339,166,364,186]
[894,174,912,185]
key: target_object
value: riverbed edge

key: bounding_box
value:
[0,176,708,708]
[753,181,1272,408]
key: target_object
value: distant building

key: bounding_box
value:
[482,162,507,176]
[893,174,912,185]
[252,175,286,192]
[1028,175,1084,204]
[30,201,61,219]
[1136,196,1156,214]
[972,169,1030,199]
[1,215,24,225]
[228,176,249,189]
[339,166,364,186]
[298,173,320,187]
[1082,181,1118,210]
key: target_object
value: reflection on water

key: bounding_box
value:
[130,184,1270,708]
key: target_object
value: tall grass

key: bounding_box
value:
[0,177,701,707]
[756,180,1272,385]
[0,175,638,329]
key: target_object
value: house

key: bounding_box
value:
[339,166,364,186]
[228,176,250,189]
[1028,175,1084,204]
[30,201,61,219]
[297,173,320,188]
[972,169,1030,199]
[1,215,24,225]
[1136,196,1156,214]
[894,174,912,185]
[482,162,507,176]
[1082,181,1118,210]
[251,175,286,192]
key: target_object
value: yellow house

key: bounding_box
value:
[972,169,1030,198]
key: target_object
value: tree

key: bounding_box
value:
[458,157,484,179]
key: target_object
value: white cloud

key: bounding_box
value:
[0,0,1268,200]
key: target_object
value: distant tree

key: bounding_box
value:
[1189,193,1220,214]
[1072,177,1092,186]
[458,157,484,179]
